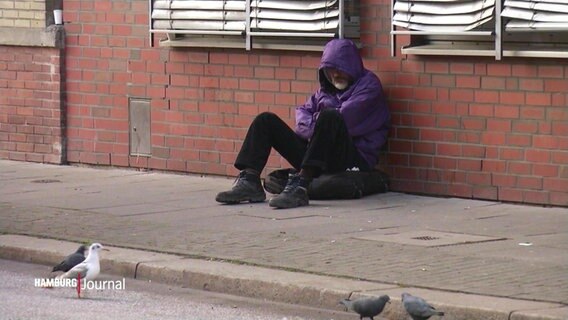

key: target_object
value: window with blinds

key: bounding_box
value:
[150,0,360,51]
[502,0,568,31]
[391,0,568,59]
[393,0,496,32]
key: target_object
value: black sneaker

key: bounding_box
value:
[215,171,266,204]
[268,173,310,209]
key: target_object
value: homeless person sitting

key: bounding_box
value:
[216,38,390,209]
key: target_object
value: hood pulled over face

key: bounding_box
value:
[323,67,351,90]
[318,39,364,91]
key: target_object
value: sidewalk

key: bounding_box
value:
[0,159,567,319]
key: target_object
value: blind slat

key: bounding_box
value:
[153,0,245,11]
[393,16,493,32]
[394,0,494,15]
[152,9,245,21]
[393,8,494,25]
[250,19,338,31]
[504,0,568,14]
[152,20,245,31]
[250,0,338,10]
[250,8,339,21]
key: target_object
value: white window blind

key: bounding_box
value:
[502,0,568,31]
[250,0,339,34]
[391,0,568,59]
[149,0,359,51]
[151,0,246,34]
[393,0,496,32]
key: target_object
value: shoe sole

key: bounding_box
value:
[216,195,266,204]
[268,198,308,209]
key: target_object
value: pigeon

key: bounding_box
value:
[402,293,445,320]
[52,245,87,273]
[340,295,390,320]
[57,243,108,298]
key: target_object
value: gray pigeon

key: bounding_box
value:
[51,245,86,273]
[340,295,390,320]
[402,293,444,320]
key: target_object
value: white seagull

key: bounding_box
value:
[56,242,108,298]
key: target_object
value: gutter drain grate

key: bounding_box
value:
[31,179,61,183]
[412,236,440,241]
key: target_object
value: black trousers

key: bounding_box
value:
[234,110,369,177]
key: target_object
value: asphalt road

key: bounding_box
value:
[0,259,359,320]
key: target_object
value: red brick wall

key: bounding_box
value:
[0,46,65,164]
[61,0,568,206]
[361,1,568,207]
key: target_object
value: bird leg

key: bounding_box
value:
[76,273,81,298]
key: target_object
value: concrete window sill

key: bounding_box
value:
[0,26,64,48]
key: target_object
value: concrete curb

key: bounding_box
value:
[1,235,566,320]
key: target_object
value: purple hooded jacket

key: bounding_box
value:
[295,39,390,168]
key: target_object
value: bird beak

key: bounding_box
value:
[102,248,110,251]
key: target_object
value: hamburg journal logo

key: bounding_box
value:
[34,277,126,290]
